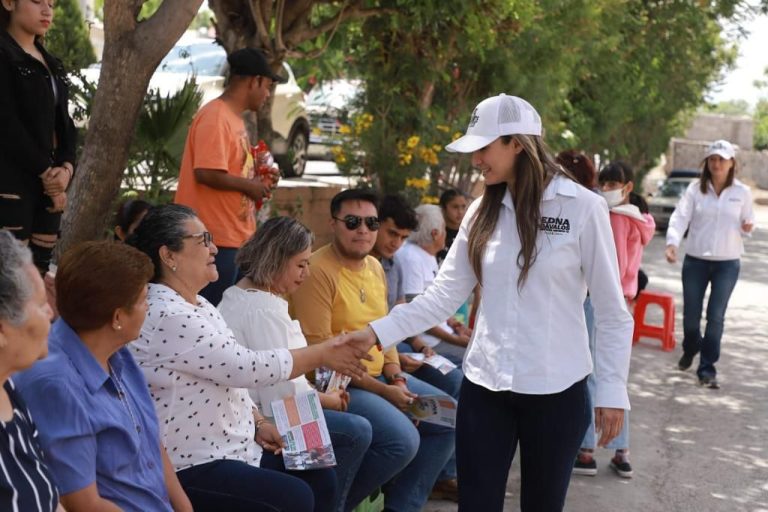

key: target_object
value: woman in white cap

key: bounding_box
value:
[665,139,755,389]
[346,94,633,511]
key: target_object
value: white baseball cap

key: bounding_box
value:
[445,94,542,153]
[705,139,736,160]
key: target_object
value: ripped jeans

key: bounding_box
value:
[0,173,61,273]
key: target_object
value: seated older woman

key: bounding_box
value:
[0,231,59,512]
[13,241,192,512]
[126,204,371,512]
[219,217,378,512]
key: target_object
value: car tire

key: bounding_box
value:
[278,126,309,178]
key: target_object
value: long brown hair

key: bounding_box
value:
[467,134,568,289]
[699,157,735,194]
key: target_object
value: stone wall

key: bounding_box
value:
[666,138,768,188]
[684,113,754,150]
[270,182,342,249]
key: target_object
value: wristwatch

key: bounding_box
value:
[388,372,408,385]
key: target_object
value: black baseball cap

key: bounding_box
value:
[227,48,285,83]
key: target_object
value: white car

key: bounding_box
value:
[306,79,363,159]
[78,38,310,177]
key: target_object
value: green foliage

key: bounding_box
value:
[45,0,96,71]
[754,99,768,150]
[705,99,752,116]
[565,0,737,170]
[124,78,203,203]
[320,0,740,195]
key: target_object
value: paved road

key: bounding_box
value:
[425,202,768,512]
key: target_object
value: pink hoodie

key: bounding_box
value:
[608,208,656,299]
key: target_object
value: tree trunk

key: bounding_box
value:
[58,0,202,253]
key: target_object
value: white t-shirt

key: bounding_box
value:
[395,242,453,347]
[131,284,293,470]
[218,286,313,417]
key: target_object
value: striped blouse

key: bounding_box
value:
[0,379,59,512]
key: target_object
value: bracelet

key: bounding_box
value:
[254,418,268,434]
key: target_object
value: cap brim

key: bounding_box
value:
[706,149,734,160]
[445,134,498,153]
[270,72,287,84]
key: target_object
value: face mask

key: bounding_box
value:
[600,188,625,207]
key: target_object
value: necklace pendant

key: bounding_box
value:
[360,288,366,303]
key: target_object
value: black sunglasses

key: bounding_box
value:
[333,215,380,231]
[183,231,214,247]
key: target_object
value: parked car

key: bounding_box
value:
[76,37,310,177]
[306,79,363,159]
[648,169,701,230]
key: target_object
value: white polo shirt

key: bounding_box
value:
[371,175,633,409]
[666,179,754,261]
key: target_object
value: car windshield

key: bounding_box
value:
[158,43,226,76]
[307,81,362,109]
[659,180,689,198]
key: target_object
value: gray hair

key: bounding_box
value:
[125,204,198,282]
[409,204,445,247]
[236,217,314,287]
[0,231,34,324]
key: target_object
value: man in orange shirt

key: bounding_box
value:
[175,48,281,305]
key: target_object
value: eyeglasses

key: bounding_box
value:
[183,231,214,247]
[333,215,380,231]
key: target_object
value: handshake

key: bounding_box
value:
[316,326,380,380]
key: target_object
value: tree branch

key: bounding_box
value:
[249,0,272,49]
[283,4,393,48]
[138,0,204,58]
[275,0,286,54]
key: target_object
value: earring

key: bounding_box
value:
[172,265,177,272]
[114,324,122,331]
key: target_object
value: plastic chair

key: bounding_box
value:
[632,290,676,352]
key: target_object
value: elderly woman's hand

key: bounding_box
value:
[256,422,285,455]
[319,332,374,379]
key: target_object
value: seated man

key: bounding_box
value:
[290,189,455,512]
[396,204,471,366]
[372,195,463,501]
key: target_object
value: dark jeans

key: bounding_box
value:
[177,454,337,512]
[681,255,741,379]
[398,342,462,481]
[324,410,373,512]
[456,377,589,512]
[200,247,239,306]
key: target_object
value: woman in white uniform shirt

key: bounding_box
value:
[665,139,755,389]
[349,94,633,511]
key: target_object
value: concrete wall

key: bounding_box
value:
[666,138,768,188]
[684,113,754,150]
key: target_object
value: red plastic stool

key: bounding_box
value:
[632,290,676,352]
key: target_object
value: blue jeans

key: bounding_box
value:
[681,255,740,379]
[581,296,630,450]
[324,410,373,512]
[398,343,462,481]
[456,377,589,512]
[176,455,335,512]
[200,247,239,306]
[347,375,455,512]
